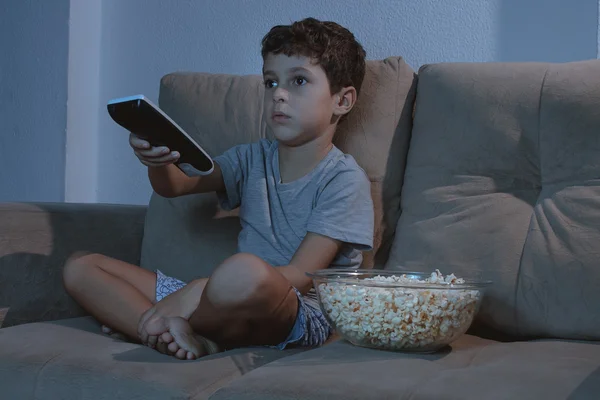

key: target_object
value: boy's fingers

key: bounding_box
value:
[137,308,153,340]
[139,160,172,168]
[129,133,150,149]
[135,146,171,158]
[136,152,179,166]
[139,328,149,345]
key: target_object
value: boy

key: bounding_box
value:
[63,17,374,360]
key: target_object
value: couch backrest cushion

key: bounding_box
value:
[386,59,600,340]
[140,57,416,282]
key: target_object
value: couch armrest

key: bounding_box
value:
[0,202,147,327]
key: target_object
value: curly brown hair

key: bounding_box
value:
[261,18,367,97]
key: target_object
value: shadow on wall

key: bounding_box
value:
[497,0,598,62]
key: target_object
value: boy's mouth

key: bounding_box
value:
[272,111,291,123]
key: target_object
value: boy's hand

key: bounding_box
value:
[129,132,180,167]
[137,279,205,347]
[137,291,187,347]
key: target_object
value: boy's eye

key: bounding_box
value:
[264,79,277,88]
[263,76,306,88]
[293,76,307,86]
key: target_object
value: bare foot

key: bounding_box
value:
[101,325,127,341]
[146,316,220,360]
[159,328,222,359]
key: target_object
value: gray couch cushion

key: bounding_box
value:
[140,57,416,281]
[386,59,600,340]
[0,317,302,399]
[0,202,146,327]
[210,336,600,400]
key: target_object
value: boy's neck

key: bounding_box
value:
[277,134,334,184]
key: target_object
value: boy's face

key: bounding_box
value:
[262,53,340,146]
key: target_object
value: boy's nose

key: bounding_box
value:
[272,88,288,102]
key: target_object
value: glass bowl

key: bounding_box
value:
[306,269,492,353]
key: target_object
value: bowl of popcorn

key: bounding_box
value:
[307,269,491,353]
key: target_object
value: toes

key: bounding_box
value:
[186,351,196,360]
[147,335,158,349]
[160,331,174,344]
[168,341,180,354]
[175,348,187,359]
[155,341,169,354]
[101,325,126,342]
[179,332,205,357]
[166,317,204,357]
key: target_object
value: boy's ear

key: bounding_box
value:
[332,86,357,117]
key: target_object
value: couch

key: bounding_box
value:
[1,56,599,399]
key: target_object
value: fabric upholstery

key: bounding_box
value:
[386,59,600,340]
[210,336,600,400]
[0,202,146,327]
[140,57,416,281]
[0,317,302,399]
[3,59,600,400]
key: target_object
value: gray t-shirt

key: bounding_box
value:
[214,139,374,302]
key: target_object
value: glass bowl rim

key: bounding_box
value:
[306,268,492,290]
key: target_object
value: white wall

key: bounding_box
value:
[497,0,598,62]
[0,0,69,202]
[1,0,599,205]
[96,0,509,205]
[64,0,102,203]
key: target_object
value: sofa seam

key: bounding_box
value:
[32,353,62,399]
[537,69,548,187]
[512,68,549,338]
[394,57,400,146]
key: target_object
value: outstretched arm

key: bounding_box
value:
[129,132,225,198]
[276,232,342,294]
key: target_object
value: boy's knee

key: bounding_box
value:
[206,253,275,308]
[62,251,99,290]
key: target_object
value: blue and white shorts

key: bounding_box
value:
[155,270,332,349]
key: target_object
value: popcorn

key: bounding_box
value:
[317,270,481,351]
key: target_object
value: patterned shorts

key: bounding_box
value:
[155,270,331,349]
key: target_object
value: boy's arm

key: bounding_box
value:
[131,132,227,198]
[277,167,374,293]
[276,232,343,295]
[148,163,225,198]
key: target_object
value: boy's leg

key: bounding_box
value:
[65,251,306,357]
[187,253,300,349]
[62,252,156,342]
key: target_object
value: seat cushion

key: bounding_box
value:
[209,335,600,400]
[140,57,417,282]
[0,317,303,400]
[386,59,600,340]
